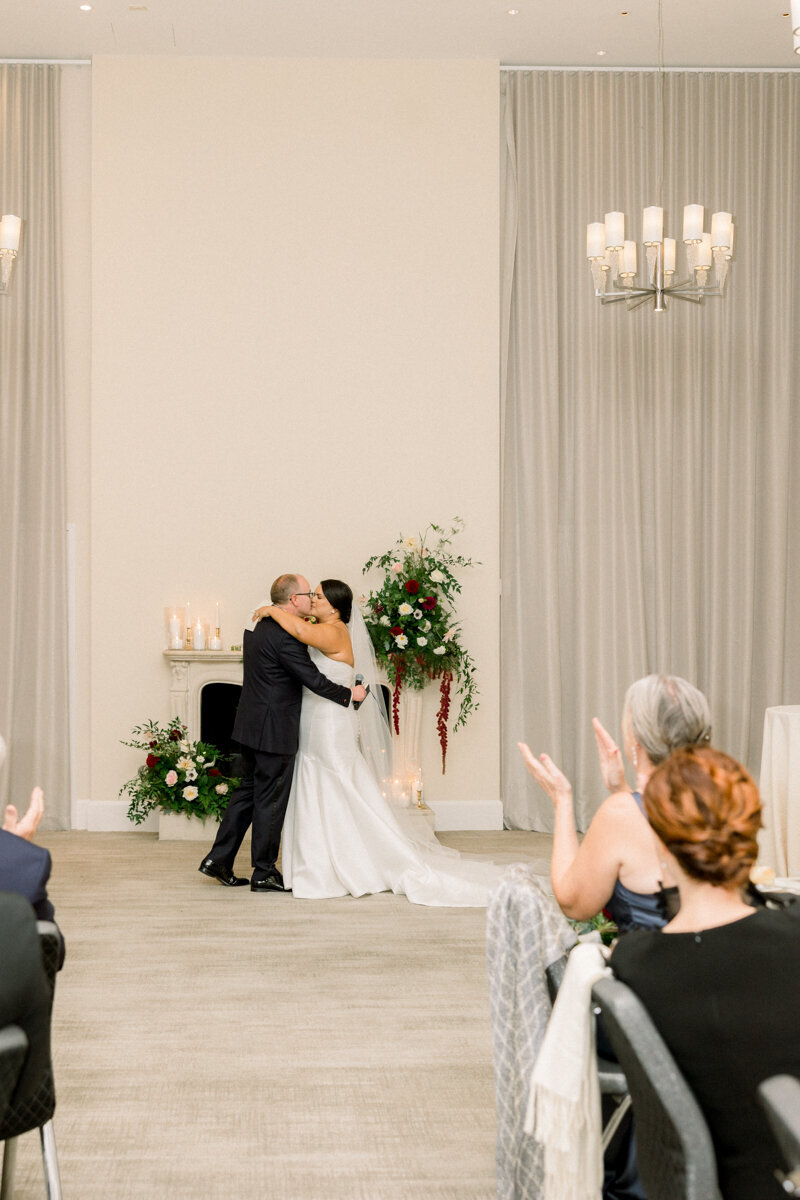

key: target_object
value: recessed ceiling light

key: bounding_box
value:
[507,7,520,13]
[596,49,608,56]
[79,3,92,9]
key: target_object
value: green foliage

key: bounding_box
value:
[568,912,619,947]
[119,717,240,826]
[361,518,479,733]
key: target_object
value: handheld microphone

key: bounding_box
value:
[353,673,370,710]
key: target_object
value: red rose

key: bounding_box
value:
[146,753,160,768]
[390,625,403,636]
[421,596,437,611]
[374,603,384,614]
[149,740,157,748]
[169,729,182,741]
[208,768,221,777]
[404,580,420,595]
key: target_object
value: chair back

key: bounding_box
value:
[592,976,720,1200]
[35,922,62,991]
[0,1026,29,1117]
[757,1074,800,1197]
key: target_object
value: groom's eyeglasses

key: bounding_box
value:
[293,592,315,599]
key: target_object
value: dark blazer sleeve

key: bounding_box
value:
[276,636,352,707]
[0,832,65,967]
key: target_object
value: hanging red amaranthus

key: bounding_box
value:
[436,672,453,773]
[391,654,405,735]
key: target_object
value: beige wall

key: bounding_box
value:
[87,56,500,826]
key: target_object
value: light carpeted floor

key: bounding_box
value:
[10,828,552,1200]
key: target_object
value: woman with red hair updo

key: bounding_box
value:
[611,745,800,1200]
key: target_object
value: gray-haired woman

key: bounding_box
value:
[518,674,711,932]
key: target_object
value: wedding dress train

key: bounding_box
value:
[281,648,509,906]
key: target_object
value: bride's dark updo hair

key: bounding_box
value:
[320,579,352,624]
[643,745,762,889]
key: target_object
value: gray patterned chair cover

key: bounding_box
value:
[486,864,577,1200]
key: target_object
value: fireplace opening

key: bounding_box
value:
[200,682,243,774]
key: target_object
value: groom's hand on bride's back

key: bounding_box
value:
[351,684,367,704]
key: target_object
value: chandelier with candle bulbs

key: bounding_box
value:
[0,213,22,296]
[586,205,734,312]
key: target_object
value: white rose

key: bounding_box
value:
[391,561,403,574]
[196,755,205,763]
[185,768,198,782]
[215,783,229,796]
[433,646,446,656]
[417,637,428,647]
[395,634,409,648]
[182,785,199,801]
[402,536,418,550]
[176,756,193,771]
[398,602,413,616]
[413,609,422,619]
[429,569,445,583]
[379,615,391,627]
[422,620,432,633]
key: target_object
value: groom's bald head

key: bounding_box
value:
[271,574,300,605]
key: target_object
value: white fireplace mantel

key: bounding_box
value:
[162,650,243,742]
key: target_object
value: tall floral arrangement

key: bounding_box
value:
[361,519,479,772]
[119,717,240,825]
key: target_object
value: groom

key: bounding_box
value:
[199,573,366,893]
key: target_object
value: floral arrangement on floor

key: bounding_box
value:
[361,518,479,773]
[119,717,240,826]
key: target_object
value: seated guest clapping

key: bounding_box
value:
[518,674,711,931]
[0,736,65,967]
[612,745,800,1200]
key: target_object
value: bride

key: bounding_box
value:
[253,579,510,906]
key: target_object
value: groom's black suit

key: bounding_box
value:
[206,618,352,881]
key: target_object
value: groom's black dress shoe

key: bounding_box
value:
[250,870,286,893]
[198,858,249,887]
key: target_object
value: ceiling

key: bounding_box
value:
[2,0,796,68]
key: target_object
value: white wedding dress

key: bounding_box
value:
[280,647,509,906]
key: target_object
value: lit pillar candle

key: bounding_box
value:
[683,204,704,243]
[0,215,21,251]
[642,206,663,245]
[215,601,220,630]
[586,222,606,258]
[194,619,205,651]
[604,211,624,250]
[710,211,732,250]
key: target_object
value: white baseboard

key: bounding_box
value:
[76,796,503,833]
[427,798,504,831]
[80,799,157,832]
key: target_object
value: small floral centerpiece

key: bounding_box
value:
[119,717,240,826]
[361,518,479,773]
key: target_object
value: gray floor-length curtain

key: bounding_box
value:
[501,70,800,831]
[0,65,70,828]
